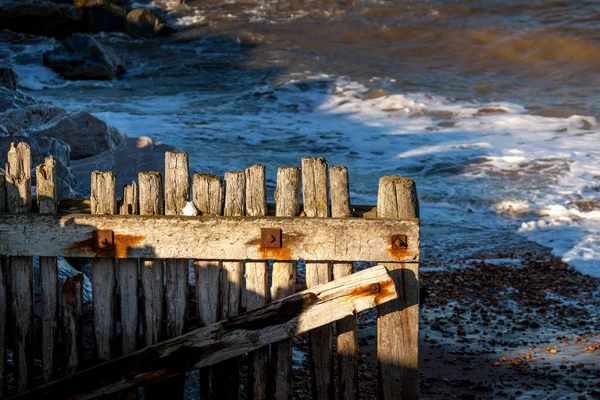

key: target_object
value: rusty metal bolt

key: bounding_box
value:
[369,283,381,293]
[391,234,408,250]
[268,235,276,243]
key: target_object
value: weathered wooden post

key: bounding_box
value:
[6,142,34,392]
[302,157,333,400]
[377,176,420,400]
[62,274,84,376]
[330,165,358,400]
[0,167,7,397]
[270,166,300,400]
[245,164,269,400]
[37,156,59,383]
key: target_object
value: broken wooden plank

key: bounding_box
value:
[377,176,420,400]
[62,274,84,376]
[12,265,398,400]
[0,214,419,262]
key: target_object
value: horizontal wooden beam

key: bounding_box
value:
[11,265,400,400]
[0,214,419,262]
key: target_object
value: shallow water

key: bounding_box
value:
[2,0,599,275]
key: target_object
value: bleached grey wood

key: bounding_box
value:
[6,142,34,392]
[37,156,59,383]
[192,173,222,216]
[15,266,398,400]
[224,171,246,217]
[164,152,190,216]
[302,157,333,400]
[90,171,117,362]
[0,214,419,262]
[139,173,165,347]
[330,165,357,400]
[377,176,420,400]
[164,153,189,400]
[245,164,268,400]
[62,274,84,376]
[119,182,138,356]
[270,166,301,400]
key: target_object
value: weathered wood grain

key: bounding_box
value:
[330,166,358,400]
[163,152,189,399]
[119,182,138,356]
[62,274,84,376]
[377,176,420,400]
[37,156,59,383]
[192,173,222,216]
[6,142,34,392]
[0,215,419,262]
[245,164,268,400]
[302,157,333,400]
[138,172,165,400]
[0,171,5,398]
[90,171,117,362]
[12,265,398,400]
[0,171,6,212]
[270,166,301,400]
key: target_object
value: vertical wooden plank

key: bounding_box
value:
[192,173,222,400]
[270,166,300,400]
[330,166,358,400]
[0,170,6,398]
[244,165,268,400]
[163,152,189,399]
[119,182,139,356]
[6,142,34,392]
[90,171,117,363]
[138,172,164,347]
[377,176,419,400]
[62,274,84,376]
[37,156,59,384]
[301,157,333,400]
[138,172,166,400]
[213,170,246,400]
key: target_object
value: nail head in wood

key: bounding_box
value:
[391,234,408,250]
[260,228,281,248]
[94,230,114,251]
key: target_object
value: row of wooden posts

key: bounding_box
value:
[0,142,420,399]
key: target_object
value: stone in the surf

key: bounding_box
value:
[0,67,18,90]
[0,0,83,37]
[0,86,39,113]
[0,104,66,136]
[125,8,169,38]
[31,111,126,159]
[43,33,126,80]
[74,0,126,33]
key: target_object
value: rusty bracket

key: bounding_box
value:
[94,230,114,251]
[261,228,282,248]
[369,283,381,293]
[391,234,408,250]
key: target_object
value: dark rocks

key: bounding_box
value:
[0,67,18,90]
[0,104,66,135]
[74,0,126,33]
[43,33,126,80]
[32,111,126,159]
[125,8,169,39]
[0,0,83,37]
[0,86,39,113]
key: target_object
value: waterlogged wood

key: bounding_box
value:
[302,157,333,400]
[215,170,247,399]
[13,266,398,400]
[377,176,420,400]
[37,156,59,383]
[119,182,138,356]
[192,173,222,216]
[91,171,117,362]
[0,172,5,212]
[0,214,419,262]
[245,165,268,400]
[271,166,300,400]
[330,166,357,400]
[164,152,189,399]
[0,256,7,398]
[62,274,84,376]
[6,142,34,392]
[139,173,164,347]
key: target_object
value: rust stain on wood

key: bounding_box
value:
[341,278,396,306]
[387,245,411,261]
[257,244,292,260]
[68,234,145,258]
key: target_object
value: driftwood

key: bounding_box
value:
[11,265,398,400]
[62,274,84,376]
[0,214,419,262]
[377,176,420,400]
